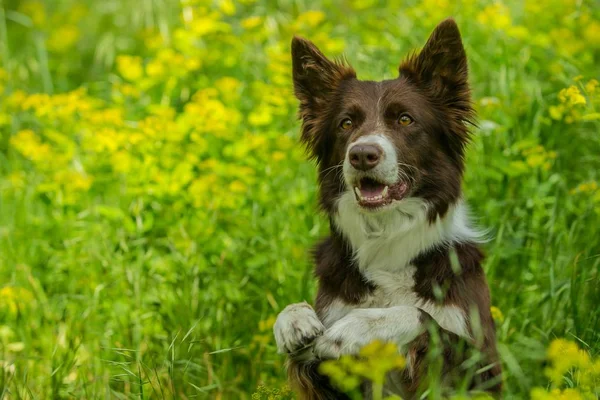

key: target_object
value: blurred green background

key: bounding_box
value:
[0,0,599,398]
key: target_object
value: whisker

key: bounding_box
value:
[335,168,346,186]
[321,163,343,174]
[321,163,344,180]
[396,162,419,172]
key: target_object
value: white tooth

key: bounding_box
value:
[382,186,388,197]
[354,187,361,198]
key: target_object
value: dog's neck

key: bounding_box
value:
[333,192,483,272]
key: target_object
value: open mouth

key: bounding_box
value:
[353,177,408,209]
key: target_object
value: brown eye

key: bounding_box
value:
[340,118,353,130]
[398,114,414,126]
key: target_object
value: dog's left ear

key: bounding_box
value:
[291,37,356,161]
[291,36,356,107]
[399,18,469,101]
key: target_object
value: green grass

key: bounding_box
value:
[0,0,599,399]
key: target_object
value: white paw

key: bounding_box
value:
[313,312,370,359]
[273,302,325,355]
[313,306,424,359]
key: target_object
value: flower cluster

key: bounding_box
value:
[319,340,406,398]
[549,79,599,124]
[506,140,558,177]
[531,339,600,399]
[251,383,293,400]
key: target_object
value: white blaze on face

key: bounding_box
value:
[343,134,399,187]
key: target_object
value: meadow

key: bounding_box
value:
[0,0,599,398]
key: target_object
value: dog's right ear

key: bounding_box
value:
[291,36,355,109]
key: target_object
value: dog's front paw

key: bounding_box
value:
[273,302,324,356]
[313,314,366,359]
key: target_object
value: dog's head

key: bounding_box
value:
[292,18,474,222]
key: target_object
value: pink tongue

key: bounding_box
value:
[360,180,385,197]
[360,187,384,197]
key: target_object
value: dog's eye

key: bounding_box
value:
[340,118,353,130]
[397,114,414,126]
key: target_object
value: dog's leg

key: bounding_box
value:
[274,302,350,400]
[313,305,427,359]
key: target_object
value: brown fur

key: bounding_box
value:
[410,244,503,394]
[314,227,375,308]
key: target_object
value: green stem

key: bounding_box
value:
[372,381,383,400]
[35,31,54,94]
[0,0,10,70]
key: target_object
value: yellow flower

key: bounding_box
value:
[272,151,285,162]
[19,1,46,27]
[248,107,273,126]
[219,0,236,15]
[258,316,276,332]
[146,59,166,79]
[526,153,547,168]
[189,17,231,37]
[0,286,35,315]
[215,77,241,96]
[584,22,600,46]
[559,86,586,107]
[321,340,406,392]
[477,3,512,31]
[116,55,144,82]
[47,25,80,53]
[507,25,529,39]
[241,16,263,30]
[549,105,564,120]
[548,338,581,361]
[54,170,93,192]
[10,129,53,165]
[570,181,598,195]
[184,57,201,71]
[490,306,504,323]
[297,10,326,27]
[189,175,218,208]
[229,180,247,193]
[585,79,598,95]
[531,387,596,400]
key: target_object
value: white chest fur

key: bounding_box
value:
[334,195,482,272]
[322,196,482,339]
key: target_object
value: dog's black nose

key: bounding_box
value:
[349,144,383,171]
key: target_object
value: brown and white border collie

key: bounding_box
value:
[273,18,502,399]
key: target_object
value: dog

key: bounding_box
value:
[273,18,502,399]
